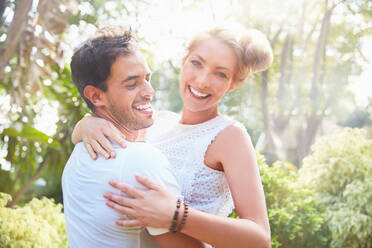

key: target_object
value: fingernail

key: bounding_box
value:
[103,192,110,198]
[105,154,110,159]
[106,201,113,207]
[135,173,144,179]
[109,179,118,185]
[111,152,116,158]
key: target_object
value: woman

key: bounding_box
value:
[72,27,273,248]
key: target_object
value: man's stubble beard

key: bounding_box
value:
[108,100,153,131]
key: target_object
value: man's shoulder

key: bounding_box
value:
[115,143,177,190]
[68,142,93,161]
[116,142,168,163]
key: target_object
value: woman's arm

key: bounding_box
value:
[104,125,270,248]
[183,124,270,247]
[153,232,208,248]
[71,115,127,159]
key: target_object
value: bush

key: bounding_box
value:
[299,128,372,248]
[257,155,329,248]
[0,193,68,248]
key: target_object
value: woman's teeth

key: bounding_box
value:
[189,86,209,98]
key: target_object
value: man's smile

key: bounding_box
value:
[133,101,153,114]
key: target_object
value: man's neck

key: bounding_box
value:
[93,111,138,142]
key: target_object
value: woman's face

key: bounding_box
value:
[179,38,237,114]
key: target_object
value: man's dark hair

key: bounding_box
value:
[70,27,137,110]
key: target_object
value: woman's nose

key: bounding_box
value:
[196,70,210,89]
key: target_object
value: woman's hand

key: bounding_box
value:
[103,174,177,229]
[72,115,127,160]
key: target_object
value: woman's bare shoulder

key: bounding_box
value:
[217,122,251,144]
[206,121,252,164]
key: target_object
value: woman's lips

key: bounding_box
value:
[188,85,210,99]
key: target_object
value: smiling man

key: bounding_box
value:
[61,28,202,248]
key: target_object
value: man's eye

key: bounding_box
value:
[126,83,137,88]
[217,72,227,79]
[191,60,201,66]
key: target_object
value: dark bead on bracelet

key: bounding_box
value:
[169,199,181,233]
[177,202,189,232]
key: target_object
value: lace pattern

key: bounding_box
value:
[146,111,239,217]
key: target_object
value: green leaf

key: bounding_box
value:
[2,124,61,149]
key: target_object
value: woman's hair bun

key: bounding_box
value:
[240,29,273,74]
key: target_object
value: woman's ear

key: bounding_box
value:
[83,85,106,108]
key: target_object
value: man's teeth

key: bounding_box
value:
[190,86,208,97]
[135,103,152,110]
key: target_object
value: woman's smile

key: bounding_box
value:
[188,85,211,99]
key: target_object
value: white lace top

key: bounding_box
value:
[145,111,237,217]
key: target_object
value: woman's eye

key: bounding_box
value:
[191,60,201,66]
[217,72,227,79]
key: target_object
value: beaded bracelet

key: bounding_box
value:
[169,199,181,233]
[177,201,189,232]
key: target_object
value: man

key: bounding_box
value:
[62,28,203,248]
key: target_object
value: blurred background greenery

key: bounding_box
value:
[0,0,371,247]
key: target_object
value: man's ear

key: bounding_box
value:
[83,85,106,108]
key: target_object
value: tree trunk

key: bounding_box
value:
[7,156,51,208]
[274,32,294,135]
[259,27,282,155]
[0,0,6,26]
[0,0,33,77]
[261,69,276,153]
[297,1,334,163]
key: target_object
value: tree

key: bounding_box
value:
[230,0,372,164]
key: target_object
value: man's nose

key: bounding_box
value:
[142,80,154,97]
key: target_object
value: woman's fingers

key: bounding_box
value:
[106,200,137,216]
[89,139,110,159]
[96,135,116,158]
[103,192,136,208]
[135,174,161,191]
[116,219,143,227]
[104,124,127,148]
[109,179,144,198]
[84,142,97,160]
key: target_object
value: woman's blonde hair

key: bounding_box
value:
[184,27,273,90]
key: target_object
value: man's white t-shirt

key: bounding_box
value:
[62,142,181,248]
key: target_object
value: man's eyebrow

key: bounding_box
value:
[121,72,152,83]
[122,75,139,83]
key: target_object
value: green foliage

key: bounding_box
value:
[258,156,329,248]
[339,107,372,128]
[0,193,67,248]
[299,128,372,248]
[2,124,61,149]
